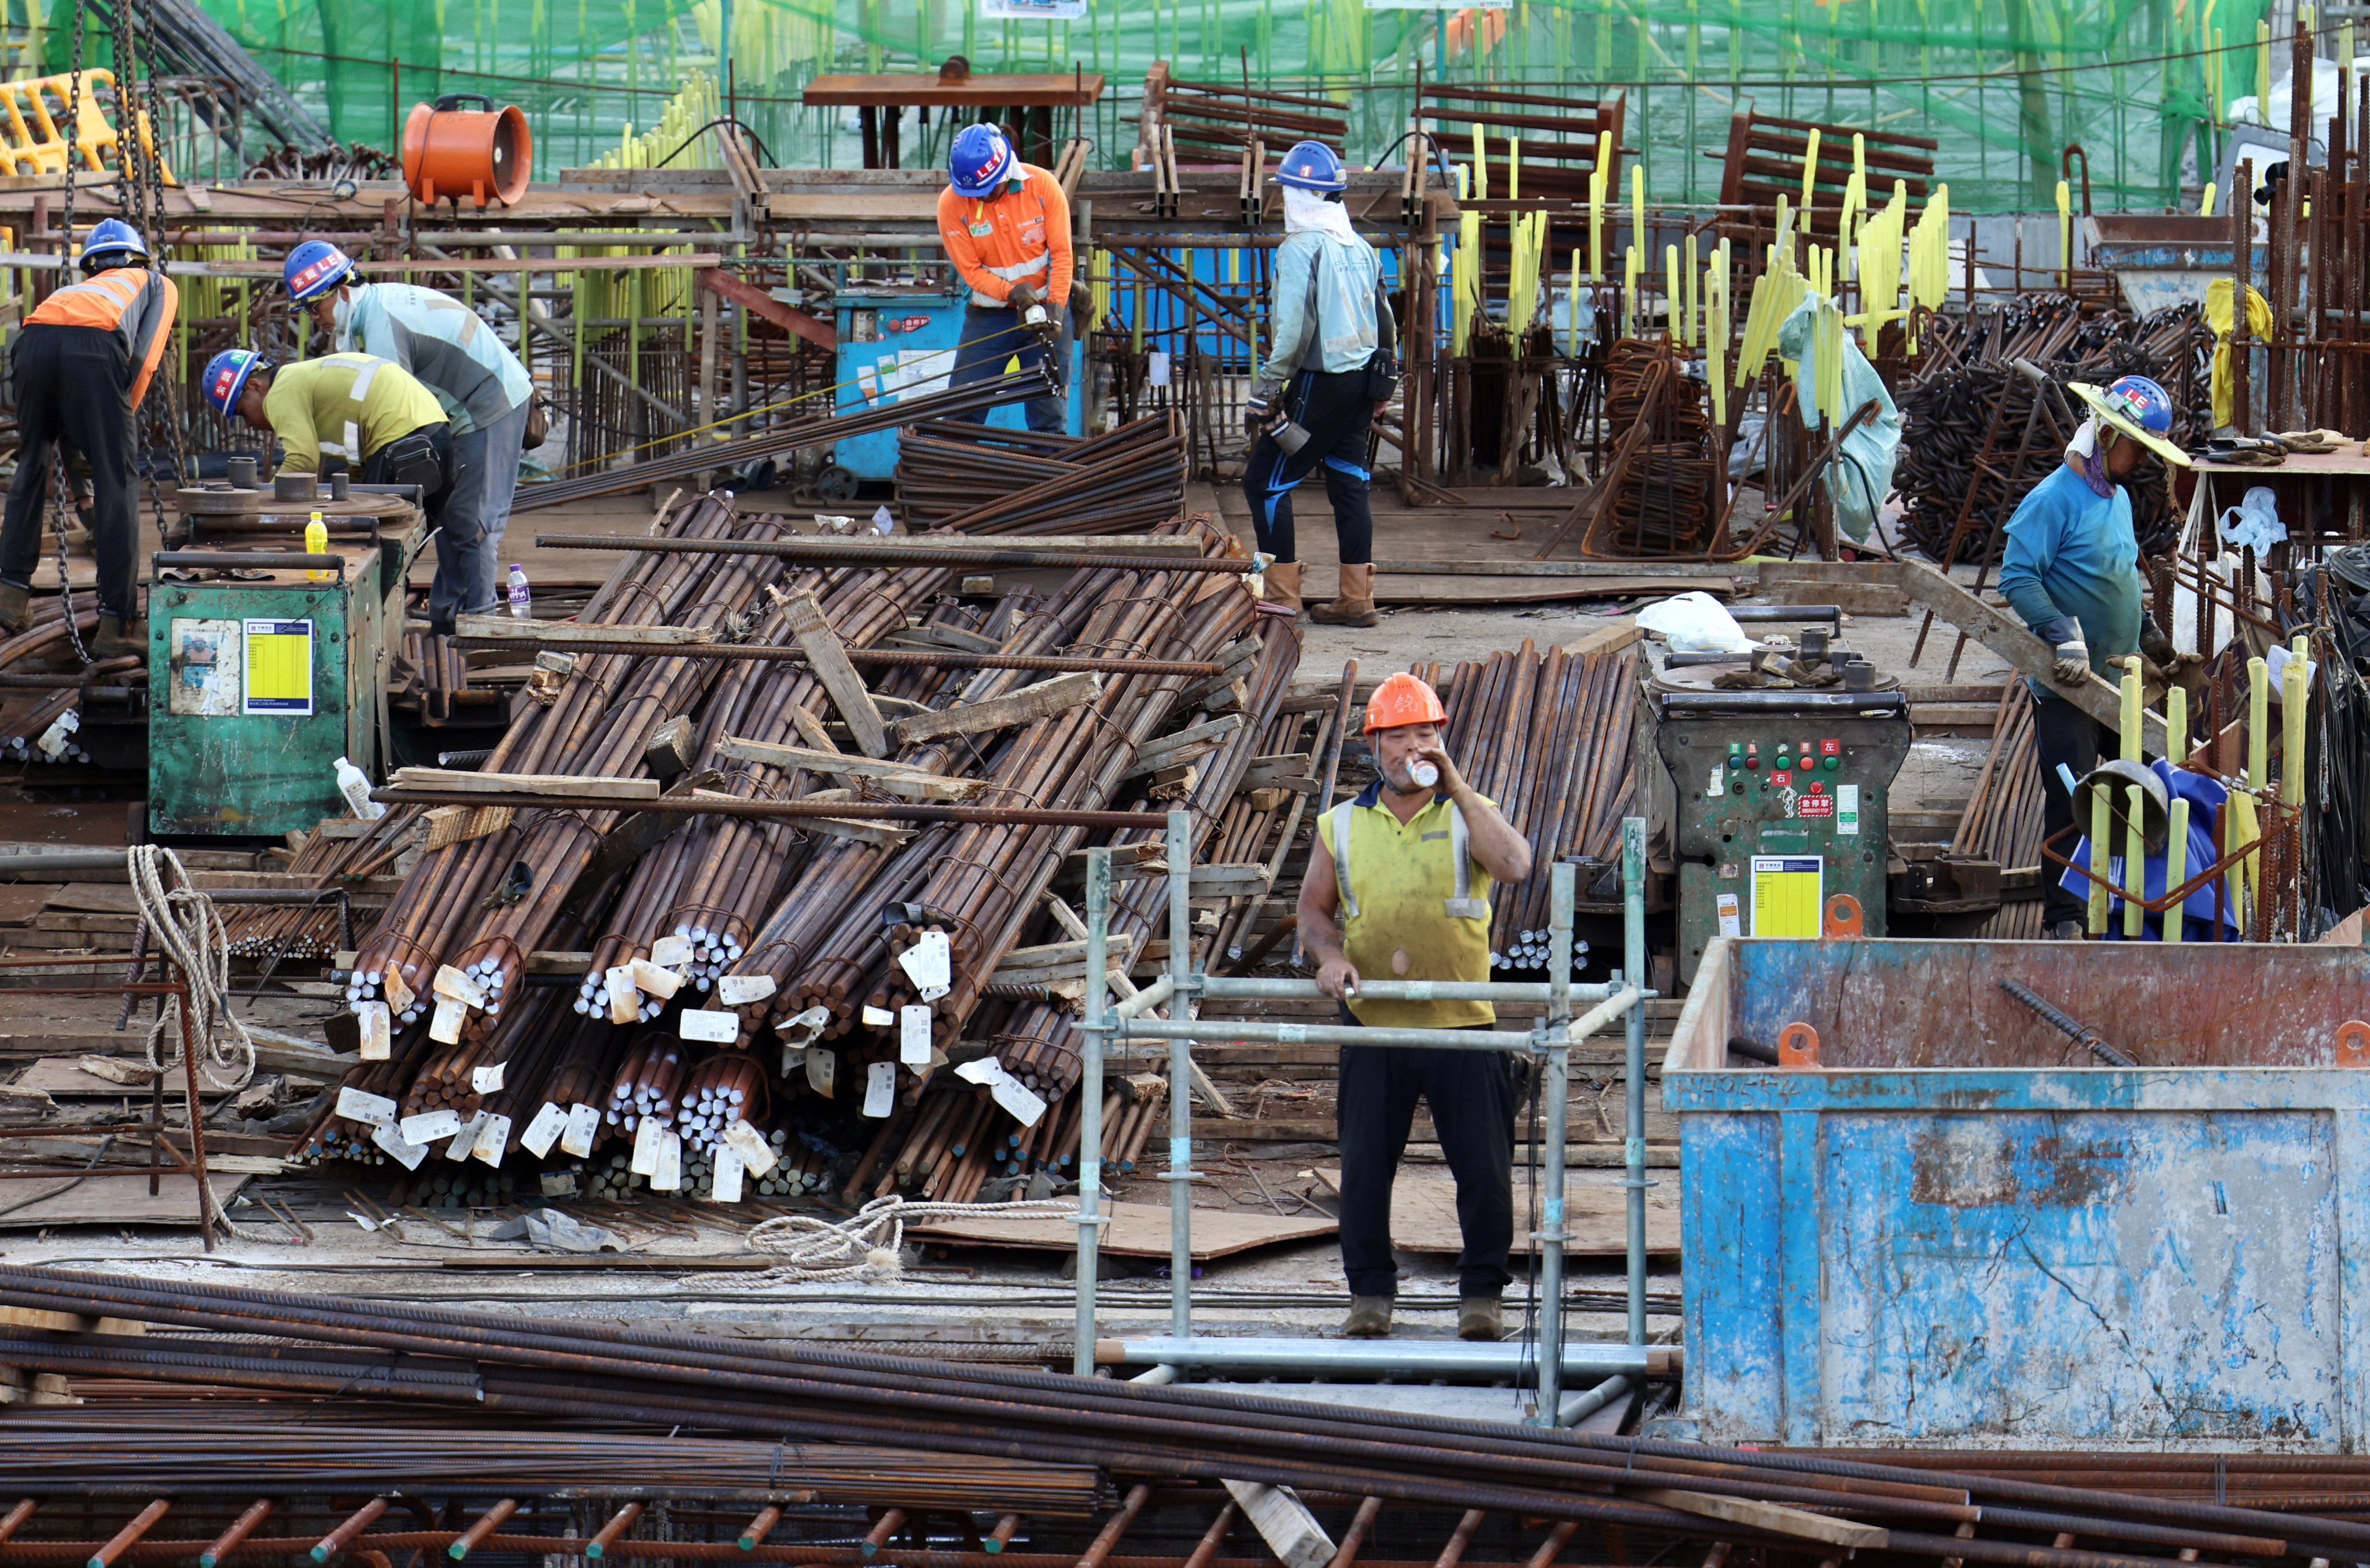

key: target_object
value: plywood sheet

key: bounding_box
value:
[908,1199,1334,1260]
[0,1171,248,1227]
[15,1057,159,1096]
[1313,1166,1679,1257]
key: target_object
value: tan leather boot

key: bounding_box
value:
[1310,562,1379,627]
[1261,560,1305,615]
[1458,1296,1505,1342]
[1344,1295,1394,1338]
[92,613,145,661]
[0,581,28,636]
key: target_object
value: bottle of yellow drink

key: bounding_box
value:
[306,512,330,581]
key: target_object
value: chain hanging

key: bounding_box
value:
[49,1,91,666]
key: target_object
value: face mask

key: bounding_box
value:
[330,289,354,340]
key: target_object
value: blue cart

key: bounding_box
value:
[1665,935,2370,1449]
[819,288,1083,499]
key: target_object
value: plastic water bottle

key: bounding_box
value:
[1410,760,1441,789]
[335,756,385,820]
[507,564,532,619]
[305,512,330,581]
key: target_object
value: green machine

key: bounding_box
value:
[1656,687,1912,982]
[148,491,424,837]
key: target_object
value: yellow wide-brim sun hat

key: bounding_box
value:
[2069,381,2193,468]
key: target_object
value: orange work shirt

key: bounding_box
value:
[25,266,179,411]
[934,163,1074,310]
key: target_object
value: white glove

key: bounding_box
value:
[2052,638,2092,684]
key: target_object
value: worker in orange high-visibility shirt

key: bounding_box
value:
[936,123,1073,433]
[0,220,179,658]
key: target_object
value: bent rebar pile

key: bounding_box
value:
[894,411,1188,536]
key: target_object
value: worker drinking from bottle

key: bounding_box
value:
[200,350,455,523]
[0,220,179,658]
[283,242,536,634]
[1997,373,2199,938]
[937,123,1074,434]
[1245,139,1398,630]
[1297,673,1533,1342]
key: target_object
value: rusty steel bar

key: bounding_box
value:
[197,1501,272,1568]
[1076,1488,1151,1568]
[743,1507,787,1553]
[310,1500,389,1563]
[447,1500,517,1561]
[370,790,1176,829]
[532,535,1256,575]
[450,639,1225,678]
[86,1500,168,1568]
[586,1503,646,1559]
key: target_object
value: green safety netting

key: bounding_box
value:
[27,0,2261,211]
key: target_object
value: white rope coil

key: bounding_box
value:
[128,844,257,1093]
[746,1195,1077,1283]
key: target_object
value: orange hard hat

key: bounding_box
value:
[1364,672,1448,734]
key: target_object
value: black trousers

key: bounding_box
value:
[2033,684,2111,926]
[1244,367,1375,566]
[0,325,137,617]
[1337,1023,1516,1300]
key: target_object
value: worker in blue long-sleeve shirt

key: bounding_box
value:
[1996,374,2195,937]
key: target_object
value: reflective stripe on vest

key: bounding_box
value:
[1331,797,1480,921]
[26,270,142,330]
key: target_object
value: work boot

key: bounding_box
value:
[1458,1297,1505,1342]
[1310,563,1380,628]
[2045,919,2083,941]
[0,581,28,636]
[91,613,145,661]
[1343,1295,1394,1338]
[1261,560,1305,616]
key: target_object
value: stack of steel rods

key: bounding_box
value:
[899,412,1188,538]
[12,1265,2370,1568]
[1953,684,2048,940]
[225,809,418,960]
[895,416,1172,531]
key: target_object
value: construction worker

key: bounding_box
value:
[937,123,1073,434]
[0,220,179,657]
[200,350,454,534]
[1245,139,1397,630]
[1997,373,2198,938]
[283,242,534,631]
[1298,672,1533,1341]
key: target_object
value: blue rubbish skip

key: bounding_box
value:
[1663,935,2370,1450]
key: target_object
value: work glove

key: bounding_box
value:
[2138,617,2178,668]
[2038,617,2090,684]
[1007,281,1042,312]
[1245,389,1276,438]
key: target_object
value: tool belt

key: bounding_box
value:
[377,430,447,500]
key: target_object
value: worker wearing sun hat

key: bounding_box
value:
[1997,371,2199,939]
[1298,672,1533,1344]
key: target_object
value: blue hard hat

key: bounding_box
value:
[202,349,270,417]
[285,240,356,303]
[2100,373,2175,436]
[949,124,1015,198]
[1275,139,1346,192]
[79,218,148,275]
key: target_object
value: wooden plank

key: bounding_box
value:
[716,738,981,797]
[890,671,1101,746]
[1375,558,1739,578]
[1631,1490,1887,1549]
[1220,1482,1334,1568]
[1126,715,1245,777]
[0,1171,249,1229]
[884,623,1003,655]
[389,768,658,800]
[782,590,892,759]
[906,1199,1334,1260]
[1312,1165,1679,1257]
[454,614,714,646]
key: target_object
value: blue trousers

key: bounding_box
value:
[946,302,1072,435]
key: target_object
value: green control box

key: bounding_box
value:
[148,544,388,837]
[1655,693,1911,981]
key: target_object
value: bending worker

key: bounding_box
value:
[1997,373,2196,938]
[1246,139,1397,630]
[1298,672,1533,1342]
[200,349,454,517]
[284,242,535,634]
[0,220,178,658]
[938,123,1073,434]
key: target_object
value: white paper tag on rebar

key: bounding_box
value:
[34,709,76,759]
[778,1004,830,1048]
[433,964,488,1008]
[680,1008,739,1044]
[631,1114,665,1175]
[561,1102,600,1158]
[899,1004,934,1068]
[520,1101,569,1158]
[724,1118,777,1176]
[336,1087,398,1128]
[399,1108,462,1144]
[472,1113,512,1166]
[472,1062,505,1094]
[862,1005,895,1028]
[606,965,642,1025]
[807,1048,836,1098]
[897,930,952,1001]
[650,934,694,967]
[718,974,775,1006]
[862,1059,897,1118]
[444,1114,486,1162]
[428,996,468,1044]
[355,1000,392,1059]
[955,1059,1005,1088]
[992,1076,1047,1127]
[630,957,683,1000]
[652,1129,683,1191]
[711,1146,745,1203]
[382,966,415,1013]
[371,1121,429,1170]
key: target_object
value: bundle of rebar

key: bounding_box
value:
[1575,338,1719,560]
[893,411,1187,536]
[227,809,416,960]
[1953,683,2048,940]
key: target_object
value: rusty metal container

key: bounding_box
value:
[1662,936,2370,1449]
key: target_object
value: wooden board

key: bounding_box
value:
[1313,1166,1679,1257]
[907,1199,1335,1260]
[0,1171,249,1227]
[0,885,56,924]
[43,884,139,915]
[14,1057,174,1096]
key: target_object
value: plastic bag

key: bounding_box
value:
[1636,591,1758,653]
[1775,296,1902,544]
[2216,485,2288,553]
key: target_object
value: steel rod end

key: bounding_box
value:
[311,1551,331,1564]
[200,1557,218,1567]
[584,1551,604,1562]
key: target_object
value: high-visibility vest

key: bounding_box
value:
[23,267,179,411]
[934,164,1074,310]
